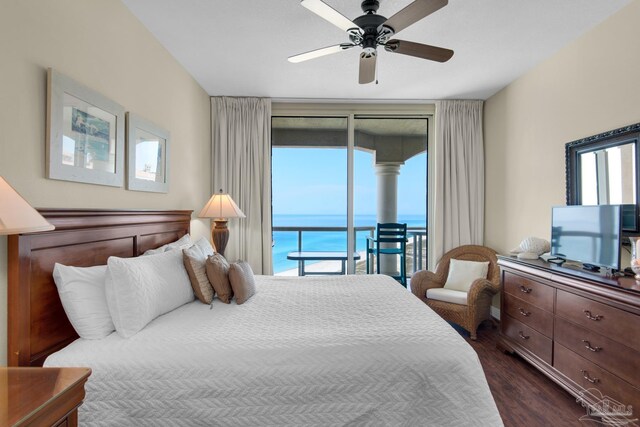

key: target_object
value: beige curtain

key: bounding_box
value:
[211,97,272,274]
[433,100,484,262]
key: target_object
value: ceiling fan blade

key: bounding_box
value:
[359,52,377,84]
[301,0,360,32]
[288,44,354,63]
[382,0,448,34]
[384,39,453,62]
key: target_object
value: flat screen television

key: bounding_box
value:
[550,205,622,271]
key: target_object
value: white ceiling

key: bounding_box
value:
[122,0,631,101]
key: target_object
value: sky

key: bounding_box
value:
[272,147,427,217]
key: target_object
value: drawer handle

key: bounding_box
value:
[518,331,530,340]
[580,369,600,384]
[581,340,602,352]
[518,308,531,317]
[519,285,532,294]
[583,310,603,321]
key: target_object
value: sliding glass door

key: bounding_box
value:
[271,114,428,279]
[271,117,348,275]
[353,117,428,276]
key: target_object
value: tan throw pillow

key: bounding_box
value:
[183,245,214,304]
[206,253,233,304]
[228,261,256,305]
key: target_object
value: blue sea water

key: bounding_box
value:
[272,214,426,273]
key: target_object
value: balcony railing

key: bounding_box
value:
[272,225,427,275]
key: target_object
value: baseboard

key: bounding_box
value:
[491,306,501,321]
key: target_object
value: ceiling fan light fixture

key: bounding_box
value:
[292,0,454,84]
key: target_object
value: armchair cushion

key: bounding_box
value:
[426,288,468,305]
[443,259,489,292]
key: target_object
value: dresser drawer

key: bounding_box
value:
[554,344,640,419]
[503,314,552,364]
[554,318,639,387]
[503,293,553,337]
[503,271,554,312]
[556,290,640,353]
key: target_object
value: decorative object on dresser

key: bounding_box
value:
[410,245,500,340]
[0,367,91,427]
[498,256,640,422]
[629,236,640,279]
[0,176,54,234]
[198,189,246,256]
[510,237,550,260]
[46,68,125,187]
[126,112,170,193]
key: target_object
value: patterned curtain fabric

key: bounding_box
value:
[433,100,485,262]
[211,97,272,274]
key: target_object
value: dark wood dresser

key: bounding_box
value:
[498,256,640,419]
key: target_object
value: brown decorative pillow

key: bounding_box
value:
[183,245,214,304]
[228,261,256,305]
[206,253,233,304]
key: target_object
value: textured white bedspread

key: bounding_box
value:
[45,274,502,426]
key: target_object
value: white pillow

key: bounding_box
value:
[193,236,215,256]
[443,259,490,293]
[105,249,195,338]
[52,264,115,339]
[143,234,192,255]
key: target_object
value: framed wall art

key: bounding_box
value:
[126,113,170,193]
[46,68,125,187]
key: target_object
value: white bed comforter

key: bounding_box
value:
[45,274,502,426]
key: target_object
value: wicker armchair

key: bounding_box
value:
[410,245,500,340]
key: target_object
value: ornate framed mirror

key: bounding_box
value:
[566,122,640,231]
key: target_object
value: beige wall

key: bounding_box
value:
[484,0,640,254]
[0,1,212,365]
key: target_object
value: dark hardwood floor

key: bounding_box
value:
[464,324,592,427]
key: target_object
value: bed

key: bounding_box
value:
[8,209,503,426]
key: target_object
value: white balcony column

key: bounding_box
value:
[375,163,401,276]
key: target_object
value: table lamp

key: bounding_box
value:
[0,176,54,235]
[198,189,245,257]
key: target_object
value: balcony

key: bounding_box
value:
[272,225,427,277]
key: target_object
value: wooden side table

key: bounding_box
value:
[0,367,91,427]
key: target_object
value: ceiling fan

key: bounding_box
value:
[288,0,454,84]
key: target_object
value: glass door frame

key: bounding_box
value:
[272,102,436,273]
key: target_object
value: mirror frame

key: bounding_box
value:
[565,122,640,232]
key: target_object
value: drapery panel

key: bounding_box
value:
[433,100,484,262]
[211,97,272,274]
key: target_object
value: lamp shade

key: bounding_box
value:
[0,176,54,235]
[198,190,246,220]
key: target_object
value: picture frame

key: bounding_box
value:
[46,68,125,187]
[126,112,170,193]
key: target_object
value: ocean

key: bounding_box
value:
[272,214,426,273]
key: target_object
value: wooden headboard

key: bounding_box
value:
[7,209,192,367]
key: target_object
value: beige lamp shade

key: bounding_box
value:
[0,176,54,235]
[198,190,246,220]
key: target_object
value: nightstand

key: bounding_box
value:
[0,367,91,427]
